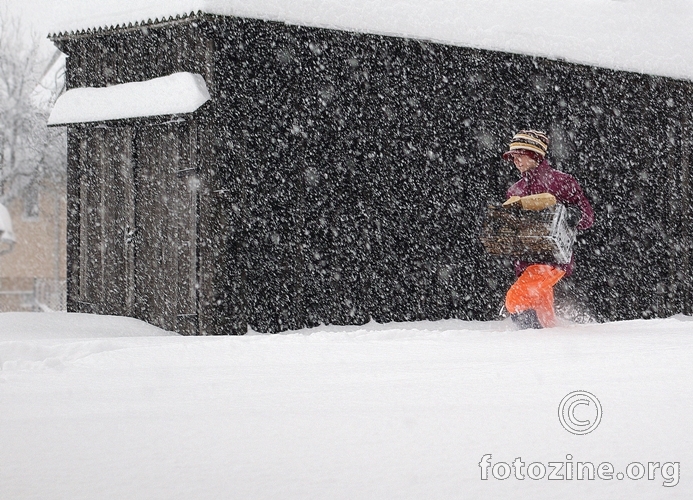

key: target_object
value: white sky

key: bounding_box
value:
[4,0,59,55]
[5,0,45,32]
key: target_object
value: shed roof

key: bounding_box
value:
[48,1,693,83]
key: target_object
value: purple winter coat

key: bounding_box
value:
[506,159,594,277]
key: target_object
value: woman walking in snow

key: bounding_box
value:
[502,130,594,329]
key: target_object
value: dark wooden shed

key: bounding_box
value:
[49,11,693,334]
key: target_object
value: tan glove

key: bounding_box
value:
[502,193,557,211]
[502,196,522,207]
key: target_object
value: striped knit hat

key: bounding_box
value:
[502,130,549,161]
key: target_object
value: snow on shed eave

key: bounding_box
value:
[47,72,210,126]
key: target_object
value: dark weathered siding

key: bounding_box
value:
[59,19,214,91]
[208,17,693,330]
[74,125,135,315]
[133,122,199,334]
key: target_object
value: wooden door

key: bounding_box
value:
[78,126,135,315]
[134,122,198,334]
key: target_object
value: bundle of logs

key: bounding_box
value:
[480,193,575,264]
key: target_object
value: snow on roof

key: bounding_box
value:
[0,202,16,245]
[32,50,66,110]
[47,72,210,125]
[48,0,693,82]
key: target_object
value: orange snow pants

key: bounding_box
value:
[505,264,566,328]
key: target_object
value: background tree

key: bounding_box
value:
[0,10,65,205]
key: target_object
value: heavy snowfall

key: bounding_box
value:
[0,0,692,498]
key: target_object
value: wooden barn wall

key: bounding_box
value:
[65,120,203,335]
[59,22,219,335]
[58,16,693,334]
[210,17,693,332]
[60,21,214,90]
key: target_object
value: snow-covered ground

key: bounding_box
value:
[1,312,691,499]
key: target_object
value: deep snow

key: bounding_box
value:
[44,0,693,82]
[1,312,691,499]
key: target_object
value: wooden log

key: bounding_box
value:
[480,203,575,264]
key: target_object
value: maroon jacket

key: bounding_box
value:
[506,159,594,277]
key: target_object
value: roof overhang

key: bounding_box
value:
[47,72,210,126]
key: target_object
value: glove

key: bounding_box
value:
[502,193,557,211]
[519,193,556,211]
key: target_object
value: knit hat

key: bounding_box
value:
[502,130,549,161]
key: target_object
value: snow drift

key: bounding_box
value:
[1,312,692,499]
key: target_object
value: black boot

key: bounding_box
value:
[511,309,543,329]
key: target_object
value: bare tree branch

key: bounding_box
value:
[0,8,66,202]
